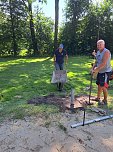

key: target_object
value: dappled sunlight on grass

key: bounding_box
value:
[72,62,91,68]
[111,60,113,65]
[72,63,80,66]
[46,79,51,83]
[19,74,29,78]
[65,56,93,93]
[0,56,113,121]
[0,57,51,71]
[67,72,77,77]
[25,57,50,63]
[0,66,8,71]
[2,87,18,94]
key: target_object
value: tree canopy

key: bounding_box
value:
[0,0,113,56]
[59,0,113,55]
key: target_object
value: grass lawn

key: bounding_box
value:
[0,56,113,122]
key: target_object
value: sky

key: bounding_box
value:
[33,0,65,24]
[33,0,102,23]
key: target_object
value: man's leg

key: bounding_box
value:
[95,73,105,102]
[59,63,64,91]
[102,86,108,101]
[97,85,103,99]
[99,73,109,104]
[101,72,110,102]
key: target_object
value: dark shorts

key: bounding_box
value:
[96,72,111,88]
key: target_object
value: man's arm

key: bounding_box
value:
[92,62,97,69]
[53,54,56,64]
[65,54,68,64]
[93,51,110,73]
[90,62,97,74]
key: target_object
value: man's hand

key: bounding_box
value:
[92,67,99,74]
[92,50,96,57]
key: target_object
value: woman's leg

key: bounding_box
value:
[55,62,60,70]
[59,63,64,70]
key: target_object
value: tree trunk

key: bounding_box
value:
[54,0,59,50]
[28,3,38,56]
[9,0,18,56]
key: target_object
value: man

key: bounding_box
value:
[53,44,68,91]
[53,44,68,70]
[92,40,112,105]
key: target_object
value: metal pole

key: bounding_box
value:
[71,114,113,128]
[82,108,86,126]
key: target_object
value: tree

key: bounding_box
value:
[54,0,59,50]
[35,12,54,55]
[9,0,18,56]
[59,0,113,55]
[83,0,113,53]
[0,0,27,56]
[22,0,47,56]
[59,0,90,55]
[28,1,38,56]
[0,0,49,56]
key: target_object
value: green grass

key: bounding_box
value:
[0,56,113,122]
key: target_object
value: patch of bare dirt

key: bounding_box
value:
[0,112,113,152]
[1,95,113,152]
[27,94,96,112]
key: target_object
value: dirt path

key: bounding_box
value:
[0,112,113,152]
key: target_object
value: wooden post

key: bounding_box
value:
[70,89,75,112]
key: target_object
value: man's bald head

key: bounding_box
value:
[97,39,105,45]
[97,39,105,51]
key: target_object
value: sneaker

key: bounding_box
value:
[98,100,107,105]
[102,100,107,105]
